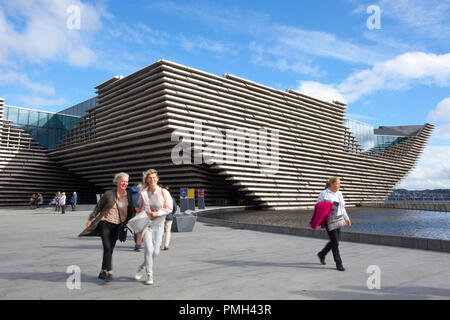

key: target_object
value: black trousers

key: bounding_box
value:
[319,225,343,266]
[98,221,120,271]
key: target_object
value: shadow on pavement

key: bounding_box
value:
[197,259,335,270]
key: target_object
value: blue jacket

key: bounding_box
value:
[166,195,177,221]
[130,185,140,208]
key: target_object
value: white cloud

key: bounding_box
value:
[150,1,270,37]
[152,1,394,76]
[341,52,450,102]
[271,25,386,66]
[433,124,450,139]
[249,42,322,77]
[105,22,170,47]
[0,70,55,96]
[378,0,450,41]
[0,0,110,67]
[345,113,375,121]
[298,52,450,103]
[179,36,238,55]
[15,95,66,108]
[427,97,450,123]
[297,81,347,104]
[248,25,392,77]
[398,146,450,189]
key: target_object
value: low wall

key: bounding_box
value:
[195,207,450,253]
[360,202,450,212]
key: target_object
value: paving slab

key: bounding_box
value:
[0,208,449,300]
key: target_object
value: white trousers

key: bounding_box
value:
[164,220,173,248]
[141,222,164,276]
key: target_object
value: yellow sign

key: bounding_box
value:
[188,188,195,199]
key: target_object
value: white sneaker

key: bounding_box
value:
[145,274,153,285]
[134,266,145,281]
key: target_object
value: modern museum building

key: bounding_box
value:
[0,60,433,209]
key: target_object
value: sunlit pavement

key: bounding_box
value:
[0,208,449,300]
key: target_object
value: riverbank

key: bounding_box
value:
[196,207,450,252]
[360,202,450,212]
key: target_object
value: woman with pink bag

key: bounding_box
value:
[316,177,351,271]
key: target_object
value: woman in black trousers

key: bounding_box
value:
[79,172,135,281]
[316,177,352,271]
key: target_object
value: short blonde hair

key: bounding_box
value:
[113,172,129,184]
[325,176,340,189]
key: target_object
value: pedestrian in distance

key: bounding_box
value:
[35,193,43,209]
[71,192,78,211]
[60,192,67,214]
[316,177,351,271]
[29,194,36,208]
[79,172,135,282]
[134,169,172,285]
[130,183,143,251]
[54,191,61,213]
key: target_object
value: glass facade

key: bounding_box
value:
[343,119,375,151]
[3,105,80,149]
[371,135,408,154]
[58,97,96,116]
[344,119,411,155]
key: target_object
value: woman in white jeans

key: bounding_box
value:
[134,169,172,285]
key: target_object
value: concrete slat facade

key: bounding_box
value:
[0,99,101,206]
[45,60,433,209]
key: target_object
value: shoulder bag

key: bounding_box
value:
[327,215,347,231]
[115,193,128,242]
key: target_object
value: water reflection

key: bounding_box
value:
[346,207,450,240]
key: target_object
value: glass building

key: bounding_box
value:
[2,105,80,149]
[59,97,96,117]
[371,135,408,154]
[344,119,375,151]
[344,119,417,156]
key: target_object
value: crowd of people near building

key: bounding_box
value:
[28,193,44,208]
[29,191,78,212]
[30,170,349,286]
[75,169,349,287]
[50,191,78,213]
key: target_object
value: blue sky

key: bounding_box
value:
[1,0,450,189]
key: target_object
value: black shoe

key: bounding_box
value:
[336,264,345,271]
[317,253,326,265]
[105,273,113,282]
[163,247,169,251]
[134,245,141,252]
[98,271,107,280]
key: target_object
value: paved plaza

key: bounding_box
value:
[0,208,449,300]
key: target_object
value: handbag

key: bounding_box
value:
[327,215,346,231]
[127,210,151,233]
